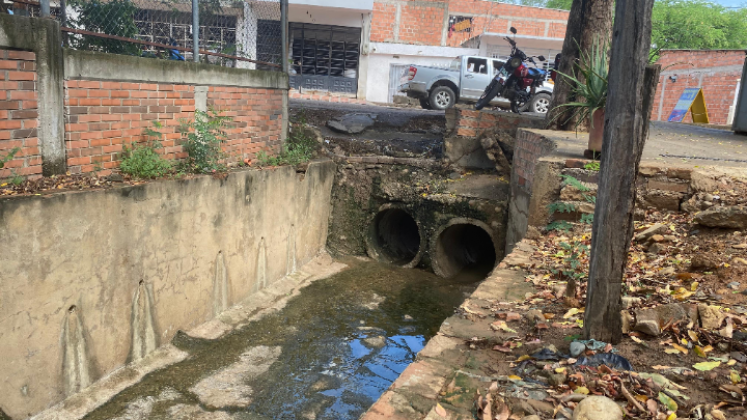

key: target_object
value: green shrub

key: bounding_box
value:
[119,122,172,179]
[256,124,318,167]
[180,110,230,174]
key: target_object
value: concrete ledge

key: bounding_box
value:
[64,49,289,90]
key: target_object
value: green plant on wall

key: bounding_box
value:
[120,122,172,179]
[68,0,140,55]
[180,110,230,174]
[256,120,318,167]
[546,175,597,230]
[0,147,19,171]
[0,147,22,186]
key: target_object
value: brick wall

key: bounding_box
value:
[370,0,569,47]
[63,82,286,176]
[207,86,283,160]
[398,3,444,45]
[64,81,196,175]
[445,108,546,138]
[290,90,367,104]
[0,49,40,179]
[653,50,745,125]
[371,2,398,43]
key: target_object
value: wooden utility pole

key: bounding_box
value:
[547,0,614,131]
[583,0,657,344]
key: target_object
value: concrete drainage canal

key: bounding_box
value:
[78,213,502,420]
[38,107,514,420]
[80,259,483,420]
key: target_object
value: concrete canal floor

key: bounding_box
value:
[76,257,488,420]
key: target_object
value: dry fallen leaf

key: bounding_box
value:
[671,343,688,355]
[435,403,447,417]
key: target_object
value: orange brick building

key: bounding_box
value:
[288,0,570,103]
[652,49,745,126]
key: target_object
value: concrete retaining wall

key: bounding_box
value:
[0,161,335,418]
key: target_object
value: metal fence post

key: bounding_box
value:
[40,0,50,17]
[192,0,199,62]
[281,0,289,74]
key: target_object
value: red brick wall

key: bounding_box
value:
[370,0,569,47]
[207,86,283,161]
[652,50,745,125]
[64,81,285,175]
[445,108,546,138]
[0,49,41,179]
[371,2,398,43]
[398,3,444,45]
[64,81,195,175]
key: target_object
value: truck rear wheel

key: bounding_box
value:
[529,92,552,114]
[419,98,432,110]
[429,86,455,110]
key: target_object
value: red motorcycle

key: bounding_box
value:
[475,27,546,113]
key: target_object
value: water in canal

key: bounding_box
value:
[84,259,485,420]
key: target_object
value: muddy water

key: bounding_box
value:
[83,259,484,420]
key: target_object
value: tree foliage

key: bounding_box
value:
[652,0,747,49]
[545,0,574,9]
[68,0,140,55]
[500,0,747,51]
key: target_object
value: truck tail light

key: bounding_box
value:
[407,66,417,80]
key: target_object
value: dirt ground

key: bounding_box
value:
[457,209,747,420]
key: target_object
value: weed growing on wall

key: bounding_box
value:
[0,147,19,171]
[120,122,172,179]
[546,175,597,230]
[180,110,230,174]
[256,122,318,167]
[0,147,21,185]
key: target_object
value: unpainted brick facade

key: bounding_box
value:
[652,50,745,125]
[64,81,196,174]
[208,86,283,161]
[0,49,41,178]
[60,81,283,176]
[370,0,569,47]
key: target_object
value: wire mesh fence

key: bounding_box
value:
[4,0,283,70]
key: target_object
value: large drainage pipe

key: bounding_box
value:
[366,207,423,268]
[431,219,498,279]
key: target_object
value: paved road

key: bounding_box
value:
[647,121,747,165]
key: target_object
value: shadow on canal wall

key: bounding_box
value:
[0,162,335,418]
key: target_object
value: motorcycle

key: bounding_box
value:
[550,53,561,83]
[475,27,547,113]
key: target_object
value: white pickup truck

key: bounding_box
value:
[398,55,554,113]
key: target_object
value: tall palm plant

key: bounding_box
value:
[553,39,609,132]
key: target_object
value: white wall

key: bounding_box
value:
[290,0,373,11]
[364,43,479,103]
[289,4,366,27]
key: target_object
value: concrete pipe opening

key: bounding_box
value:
[434,223,497,279]
[369,209,422,267]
